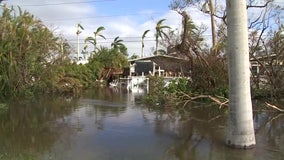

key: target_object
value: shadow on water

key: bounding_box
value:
[0,87,283,160]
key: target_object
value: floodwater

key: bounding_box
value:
[0,87,283,160]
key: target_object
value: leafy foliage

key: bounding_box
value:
[143,76,169,106]
[0,6,130,100]
[143,77,190,106]
[87,46,129,80]
[0,6,69,98]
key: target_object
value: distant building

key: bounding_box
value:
[250,54,283,76]
[128,55,192,77]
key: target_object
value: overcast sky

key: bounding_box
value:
[2,0,283,58]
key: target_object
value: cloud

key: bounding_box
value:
[2,0,212,58]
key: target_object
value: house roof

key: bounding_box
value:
[128,55,191,75]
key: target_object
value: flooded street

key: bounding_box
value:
[0,88,283,160]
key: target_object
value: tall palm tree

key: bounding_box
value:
[155,19,171,55]
[141,29,150,58]
[76,23,84,61]
[85,26,106,55]
[225,0,256,149]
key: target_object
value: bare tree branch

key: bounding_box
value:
[247,0,273,9]
[178,91,229,108]
[265,102,284,112]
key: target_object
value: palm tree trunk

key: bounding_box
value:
[155,36,158,55]
[209,0,217,52]
[225,0,256,149]
[141,41,144,58]
[77,33,80,61]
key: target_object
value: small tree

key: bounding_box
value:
[88,46,128,81]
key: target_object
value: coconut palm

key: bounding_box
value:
[111,36,124,49]
[225,0,256,148]
[76,23,84,61]
[155,19,171,55]
[85,26,106,55]
[141,29,150,57]
[111,36,128,56]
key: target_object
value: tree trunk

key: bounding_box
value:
[209,0,217,51]
[225,0,256,149]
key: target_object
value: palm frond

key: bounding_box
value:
[142,29,150,38]
[157,19,166,26]
[96,26,105,33]
[160,26,171,29]
[161,31,170,40]
[85,36,94,41]
[77,23,84,30]
[99,35,106,40]
[114,36,120,42]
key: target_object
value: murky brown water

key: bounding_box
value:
[0,87,283,160]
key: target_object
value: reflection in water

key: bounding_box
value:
[0,88,283,160]
[0,96,79,159]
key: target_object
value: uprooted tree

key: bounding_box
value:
[165,1,228,95]
[166,0,283,98]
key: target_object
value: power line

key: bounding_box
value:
[19,0,115,7]
[69,37,154,42]
[44,12,164,22]
[67,34,213,42]
[68,39,156,44]
[69,37,155,41]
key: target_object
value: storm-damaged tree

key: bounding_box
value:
[170,0,282,97]
[168,1,228,93]
[247,1,284,98]
[170,0,218,53]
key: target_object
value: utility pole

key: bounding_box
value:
[225,0,256,149]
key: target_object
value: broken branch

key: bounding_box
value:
[265,102,284,112]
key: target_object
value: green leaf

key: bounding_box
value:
[96,26,105,33]
[142,29,150,38]
[77,23,84,30]
[99,35,106,40]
